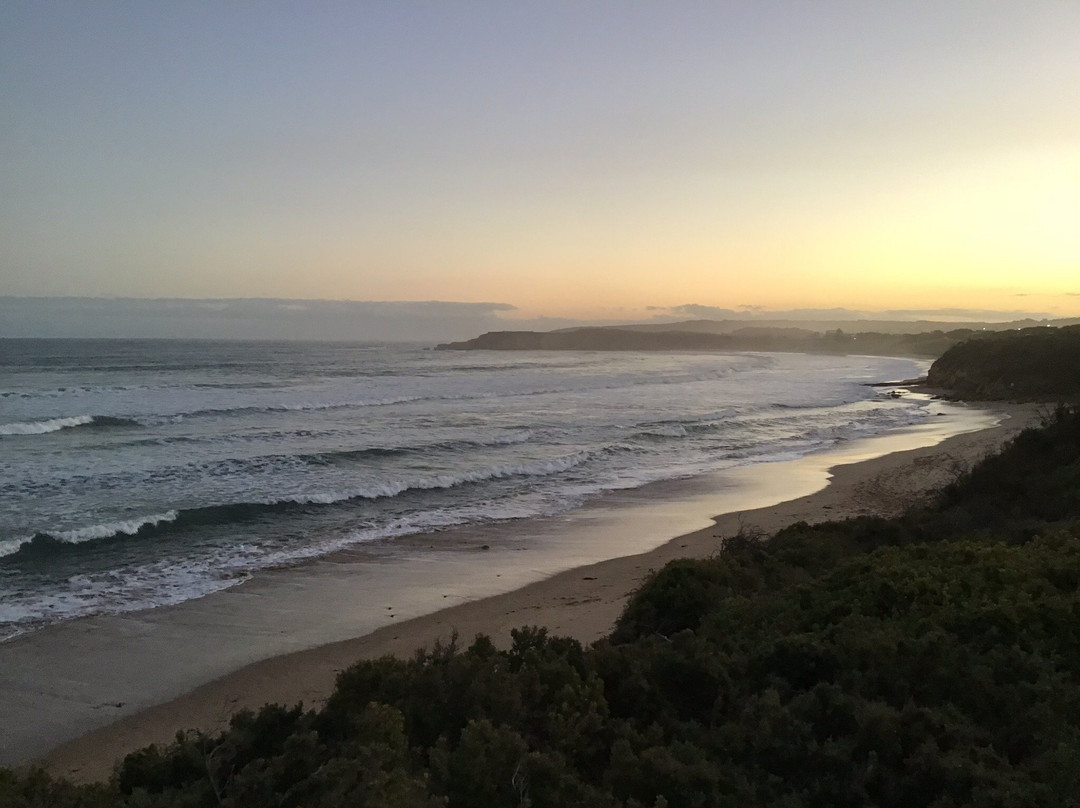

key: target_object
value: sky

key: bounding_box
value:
[2,2,1078,333]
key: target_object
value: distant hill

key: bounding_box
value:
[436,328,736,351]
[437,325,994,358]
[438,317,1080,358]
[568,316,1080,336]
[927,325,1080,399]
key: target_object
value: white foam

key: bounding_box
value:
[0,415,94,435]
[0,538,25,558]
[52,511,179,544]
[0,558,252,636]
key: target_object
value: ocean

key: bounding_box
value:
[0,339,930,641]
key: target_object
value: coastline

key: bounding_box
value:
[7,399,1035,783]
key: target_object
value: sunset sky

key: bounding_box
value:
[2,2,1078,324]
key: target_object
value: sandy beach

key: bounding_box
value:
[4,398,1034,783]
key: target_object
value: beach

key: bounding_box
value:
[2,398,1031,783]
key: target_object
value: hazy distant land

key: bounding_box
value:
[441,321,1080,401]
[436,317,1080,358]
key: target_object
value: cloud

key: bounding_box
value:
[662,304,742,319]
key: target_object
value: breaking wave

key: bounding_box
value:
[0,415,139,436]
[1,450,597,561]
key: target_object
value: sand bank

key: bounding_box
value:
[4,400,1034,782]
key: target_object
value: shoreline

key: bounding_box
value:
[9,400,1035,782]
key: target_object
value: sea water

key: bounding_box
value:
[0,339,928,639]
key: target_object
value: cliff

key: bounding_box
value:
[927,325,1080,399]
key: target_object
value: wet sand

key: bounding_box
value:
[1,399,1034,782]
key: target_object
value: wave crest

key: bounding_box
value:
[0,415,139,436]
